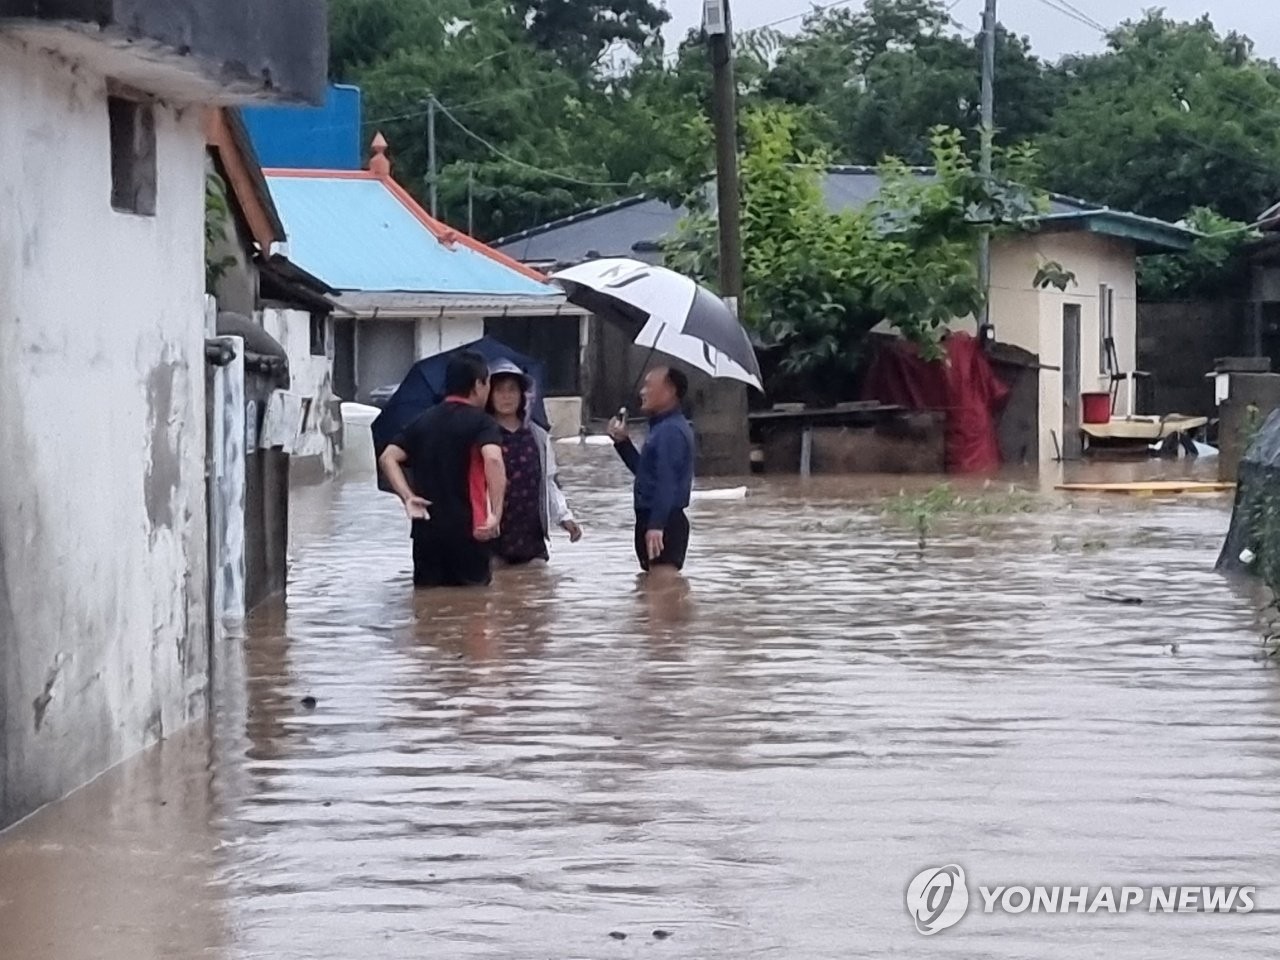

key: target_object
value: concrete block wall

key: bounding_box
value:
[1137,301,1249,420]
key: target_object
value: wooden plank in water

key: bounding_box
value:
[1055,480,1236,495]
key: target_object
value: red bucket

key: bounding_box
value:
[1081,392,1111,425]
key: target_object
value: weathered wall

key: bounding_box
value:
[355,318,414,402]
[416,315,485,358]
[754,414,947,475]
[543,397,583,439]
[260,307,337,479]
[0,39,209,827]
[1137,301,1248,420]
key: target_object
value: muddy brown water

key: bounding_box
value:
[3,449,1280,957]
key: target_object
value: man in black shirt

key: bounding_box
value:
[379,351,507,587]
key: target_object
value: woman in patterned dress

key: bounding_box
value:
[486,361,582,566]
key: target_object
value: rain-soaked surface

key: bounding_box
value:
[3,447,1280,958]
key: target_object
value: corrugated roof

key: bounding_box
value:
[264,170,559,298]
[494,169,1188,265]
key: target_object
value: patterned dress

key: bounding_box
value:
[494,425,549,565]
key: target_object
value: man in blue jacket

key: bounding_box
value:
[608,367,696,573]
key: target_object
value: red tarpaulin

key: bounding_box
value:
[862,332,1011,473]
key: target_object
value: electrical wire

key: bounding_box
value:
[1031,0,1109,34]
[429,97,632,188]
[745,0,860,33]
[1048,0,1109,34]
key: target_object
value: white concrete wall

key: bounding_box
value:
[260,307,337,476]
[990,232,1139,462]
[544,397,584,439]
[0,38,209,826]
[415,315,485,357]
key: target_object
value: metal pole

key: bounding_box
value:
[709,1,743,307]
[978,0,997,333]
[427,97,438,218]
[467,165,475,236]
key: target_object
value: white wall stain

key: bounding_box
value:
[0,38,210,826]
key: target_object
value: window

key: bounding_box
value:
[1098,283,1115,374]
[309,313,328,357]
[108,95,156,216]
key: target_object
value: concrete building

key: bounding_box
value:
[263,139,591,437]
[0,0,326,829]
[496,170,1196,464]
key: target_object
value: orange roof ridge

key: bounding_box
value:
[262,168,379,180]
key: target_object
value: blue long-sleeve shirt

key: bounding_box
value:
[615,409,695,530]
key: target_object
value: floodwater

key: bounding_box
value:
[3,448,1280,958]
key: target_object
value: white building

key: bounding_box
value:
[0,1,327,828]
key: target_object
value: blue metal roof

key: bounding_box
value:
[242,84,364,171]
[265,173,558,297]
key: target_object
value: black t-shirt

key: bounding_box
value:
[392,401,502,536]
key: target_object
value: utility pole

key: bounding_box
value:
[702,0,749,476]
[708,0,743,309]
[427,96,439,218]
[978,0,997,335]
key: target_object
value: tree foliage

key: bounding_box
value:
[205,172,235,292]
[1038,12,1280,224]
[666,108,1042,399]
[1139,208,1257,301]
[762,1,1061,165]
[326,0,1280,304]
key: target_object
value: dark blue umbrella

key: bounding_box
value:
[371,337,549,490]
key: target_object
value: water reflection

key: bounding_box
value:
[3,447,1280,958]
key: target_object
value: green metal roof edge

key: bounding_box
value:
[1033,210,1198,253]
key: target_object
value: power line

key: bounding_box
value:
[1031,0,1107,34]
[429,97,631,188]
[1050,0,1109,33]
[746,0,860,33]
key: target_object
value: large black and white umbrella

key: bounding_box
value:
[552,258,763,391]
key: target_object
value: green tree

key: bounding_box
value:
[1038,11,1280,223]
[761,0,1060,164]
[513,0,670,78]
[327,0,699,239]
[329,0,464,79]
[1139,207,1256,300]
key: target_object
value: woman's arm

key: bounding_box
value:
[543,435,575,525]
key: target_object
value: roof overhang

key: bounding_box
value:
[1031,210,1198,254]
[0,0,327,105]
[206,108,288,252]
[333,291,589,320]
[257,253,351,316]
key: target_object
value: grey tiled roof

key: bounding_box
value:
[494,167,1106,266]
